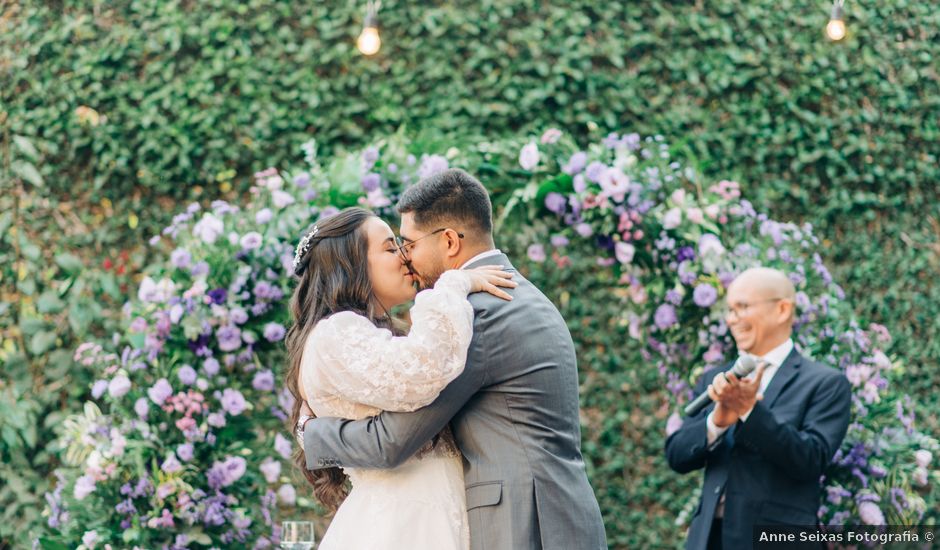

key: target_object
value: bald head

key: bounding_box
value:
[728,267,796,303]
[724,267,797,356]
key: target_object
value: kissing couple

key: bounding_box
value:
[284,169,607,550]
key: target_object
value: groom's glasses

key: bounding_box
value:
[395,228,465,261]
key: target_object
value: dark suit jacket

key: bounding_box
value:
[304,253,607,550]
[665,348,851,550]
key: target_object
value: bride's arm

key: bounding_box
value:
[308,270,475,412]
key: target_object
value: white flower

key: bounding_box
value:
[615,242,635,265]
[138,277,178,304]
[192,212,224,244]
[519,142,540,171]
[686,207,704,225]
[599,168,630,203]
[108,375,131,399]
[914,449,932,468]
[670,189,687,206]
[81,530,99,549]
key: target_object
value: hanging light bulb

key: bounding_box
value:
[357,1,382,56]
[826,0,847,41]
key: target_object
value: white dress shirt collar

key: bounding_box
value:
[458,249,504,270]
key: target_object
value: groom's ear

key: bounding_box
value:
[442,228,463,258]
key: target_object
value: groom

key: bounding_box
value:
[302,169,607,549]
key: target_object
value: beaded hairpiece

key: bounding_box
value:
[291,225,319,273]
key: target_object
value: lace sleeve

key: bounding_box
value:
[309,270,475,412]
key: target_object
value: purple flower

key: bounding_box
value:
[293,172,311,188]
[177,443,194,462]
[220,388,247,415]
[654,304,678,331]
[263,322,286,342]
[362,146,379,169]
[252,370,276,392]
[203,357,220,377]
[208,412,226,427]
[527,244,547,263]
[91,380,108,399]
[858,501,885,525]
[573,174,587,193]
[240,232,263,250]
[575,223,594,238]
[193,212,224,244]
[207,288,227,305]
[178,365,197,385]
[260,457,282,484]
[148,378,173,406]
[665,289,683,306]
[361,173,381,192]
[693,284,718,308]
[161,453,182,474]
[585,161,606,183]
[551,235,569,248]
[417,155,449,179]
[108,375,131,398]
[544,192,567,214]
[170,248,192,269]
[134,397,149,418]
[216,325,242,352]
[274,433,293,460]
[230,307,248,325]
[563,152,587,175]
[208,456,247,489]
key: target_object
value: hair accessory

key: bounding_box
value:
[291,225,319,273]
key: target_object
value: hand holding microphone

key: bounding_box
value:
[684,355,766,417]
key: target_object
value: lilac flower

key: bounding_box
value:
[563,151,587,175]
[662,208,682,230]
[192,212,224,244]
[914,449,932,468]
[585,161,606,183]
[74,475,96,500]
[252,370,275,392]
[654,304,678,330]
[544,192,567,214]
[698,233,726,258]
[693,284,718,308]
[107,375,131,398]
[271,190,295,209]
[208,412,226,428]
[624,133,641,150]
[519,142,540,170]
[220,388,247,415]
[178,365,197,385]
[170,248,192,269]
[162,453,183,474]
[148,378,173,405]
[277,483,296,506]
[208,456,247,489]
[361,172,381,192]
[203,357,221,377]
[177,443,194,462]
[260,457,281,484]
[274,433,293,460]
[857,501,885,525]
[540,128,562,144]
[573,174,587,193]
[91,380,108,399]
[263,322,286,342]
[190,261,210,277]
[615,242,635,264]
[527,244,546,263]
[81,531,98,548]
[575,223,594,238]
[134,397,149,418]
[362,146,379,169]
[417,155,449,179]
[551,235,569,248]
[665,289,683,306]
[240,232,263,250]
[216,325,242,352]
[230,307,248,325]
[255,208,273,225]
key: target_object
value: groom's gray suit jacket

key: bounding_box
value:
[304,253,607,550]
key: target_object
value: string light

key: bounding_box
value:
[357,1,382,56]
[826,0,847,41]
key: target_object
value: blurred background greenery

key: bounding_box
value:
[2,0,938,547]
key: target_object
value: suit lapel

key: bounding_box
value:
[761,349,802,409]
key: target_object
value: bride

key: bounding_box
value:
[283,206,516,549]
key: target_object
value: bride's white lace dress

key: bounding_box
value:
[300,270,474,550]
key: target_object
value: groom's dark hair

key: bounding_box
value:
[397,168,493,239]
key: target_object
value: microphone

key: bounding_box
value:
[683,355,759,417]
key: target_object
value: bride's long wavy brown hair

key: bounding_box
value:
[284,206,396,511]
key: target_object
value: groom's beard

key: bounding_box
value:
[409,262,446,291]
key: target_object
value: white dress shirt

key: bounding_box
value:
[705,338,794,445]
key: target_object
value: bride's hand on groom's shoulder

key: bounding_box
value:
[464,266,517,301]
